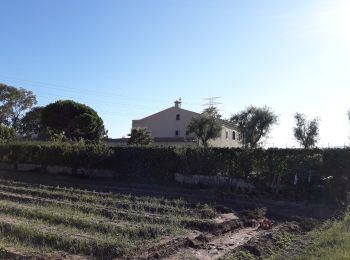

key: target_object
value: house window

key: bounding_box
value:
[225,131,228,139]
[186,130,189,136]
[176,114,180,120]
[238,133,242,141]
[232,131,236,140]
[175,130,179,136]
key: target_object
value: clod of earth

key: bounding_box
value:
[259,219,274,230]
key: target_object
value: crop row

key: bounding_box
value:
[0,179,227,259]
[0,200,182,240]
[0,180,217,218]
[0,179,224,258]
[0,216,128,258]
[0,178,189,207]
[0,190,221,232]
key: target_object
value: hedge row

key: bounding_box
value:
[0,142,113,170]
[0,142,349,203]
[0,125,15,141]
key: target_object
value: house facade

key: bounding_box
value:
[131,100,242,148]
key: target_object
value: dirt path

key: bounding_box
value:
[166,227,260,260]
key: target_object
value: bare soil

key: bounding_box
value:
[0,171,338,259]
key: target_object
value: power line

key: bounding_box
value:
[0,75,206,121]
[0,75,145,101]
[36,92,164,111]
[0,75,203,108]
[0,75,205,106]
[201,97,222,108]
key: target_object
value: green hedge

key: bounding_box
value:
[0,125,15,141]
[0,142,349,203]
[0,142,113,170]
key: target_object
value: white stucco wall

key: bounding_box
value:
[132,107,198,139]
[208,125,242,148]
[132,105,242,148]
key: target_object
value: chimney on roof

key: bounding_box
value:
[174,98,182,108]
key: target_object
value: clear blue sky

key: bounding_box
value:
[0,0,349,147]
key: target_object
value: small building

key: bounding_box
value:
[131,100,242,148]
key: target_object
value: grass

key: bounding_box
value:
[0,189,221,231]
[224,251,256,260]
[268,210,350,260]
[0,200,183,240]
[0,219,127,257]
[0,176,222,258]
[0,181,216,218]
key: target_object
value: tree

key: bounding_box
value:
[41,100,106,141]
[293,113,320,149]
[0,83,37,131]
[18,106,48,138]
[203,106,222,119]
[128,128,153,145]
[0,124,15,141]
[230,106,278,148]
[187,108,222,147]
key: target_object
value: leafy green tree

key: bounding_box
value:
[187,108,222,147]
[41,100,106,142]
[203,106,222,119]
[128,128,153,145]
[0,83,37,131]
[18,106,47,138]
[293,112,320,149]
[230,106,278,148]
[0,124,15,142]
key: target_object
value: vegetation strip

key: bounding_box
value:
[270,211,350,260]
[0,220,128,257]
[0,200,183,240]
[0,190,219,231]
[0,175,236,258]
[0,178,191,208]
[0,183,216,218]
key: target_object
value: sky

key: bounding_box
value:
[0,0,349,147]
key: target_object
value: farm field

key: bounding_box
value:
[266,209,350,260]
[0,171,338,259]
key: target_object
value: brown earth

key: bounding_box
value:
[0,171,339,259]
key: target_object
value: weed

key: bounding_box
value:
[224,250,256,260]
[0,177,220,258]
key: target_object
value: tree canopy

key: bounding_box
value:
[293,112,319,149]
[203,106,222,119]
[19,106,47,138]
[230,106,278,148]
[128,128,153,146]
[0,124,15,141]
[187,108,222,147]
[41,100,106,141]
[0,83,37,131]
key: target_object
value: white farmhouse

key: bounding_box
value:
[131,100,242,147]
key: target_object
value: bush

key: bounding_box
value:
[0,125,15,142]
[0,142,349,203]
[0,141,114,170]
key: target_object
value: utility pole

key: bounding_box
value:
[201,97,222,109]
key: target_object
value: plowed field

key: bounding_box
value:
[0,171,336,259]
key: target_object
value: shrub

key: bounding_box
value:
[0,141,114,170]
[0,142,349,203]
[0,124,15,142]
[127,128,153,146]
